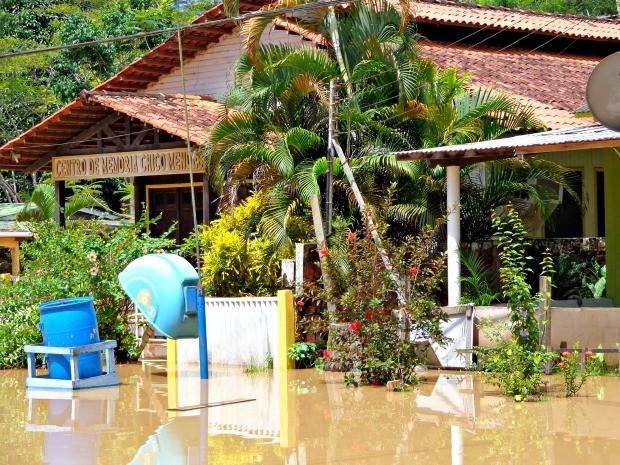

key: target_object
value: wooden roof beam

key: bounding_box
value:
[116,75,160,84]
[128,64,171,75]
[139,57,178,67]
[100,83,151,91]
[25,113,123,174]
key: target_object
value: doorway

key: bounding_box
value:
[147,183,203,243]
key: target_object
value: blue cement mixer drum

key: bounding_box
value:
[118,254,199,339]
[38,297,103,380]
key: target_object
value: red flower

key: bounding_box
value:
[323,350,331,358]
[319,249,328,257]
[349,321,362,331]
[562,351,570,357]
[296,300,305,307]
[348,231,355,241]
[409,266,418,276]
[585,350,593,357]
[371,379,380,386]
[557,361,565,369]
[364,310,373,319]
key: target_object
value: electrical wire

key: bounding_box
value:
[177,27,202,272]
[0,0,360,60]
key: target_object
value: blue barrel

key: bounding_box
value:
[38,297,103,380]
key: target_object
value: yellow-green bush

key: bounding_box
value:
[189,196,286,297]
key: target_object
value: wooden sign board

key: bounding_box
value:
[52,148,205,181]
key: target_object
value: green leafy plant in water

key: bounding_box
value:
[586,344,613,375]
[288,342,317,368]
[477,320,554,401]
[0,213,176,368]
[474,205,555,400]
[582,258,606,299]
[557,343,594,397]
[244,354,273,373]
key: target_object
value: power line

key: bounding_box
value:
[0,0,360,61]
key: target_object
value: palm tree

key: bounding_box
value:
[17,181,111,222]
[210,0,565,249]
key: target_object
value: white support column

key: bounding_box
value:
[451,425,464,465]
[446,165,462,307]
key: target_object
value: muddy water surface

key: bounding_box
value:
[2,362,620,464]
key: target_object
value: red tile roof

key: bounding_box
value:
[0,92,225,171]
[81,91,224,145]
[1,0,616,172]
[411,0,620,42]
[419,41,597,129]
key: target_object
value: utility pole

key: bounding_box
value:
[324,78,339,236]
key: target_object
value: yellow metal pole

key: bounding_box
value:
[278,369,297,448]
[167,339,178,414]
[277,290,295,370]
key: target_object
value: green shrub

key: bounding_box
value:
[477,320,554,400]
[0,217,176,368]
[186,195,286,297]
[287,342,317,368]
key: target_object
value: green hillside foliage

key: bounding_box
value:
[0,0,209,144]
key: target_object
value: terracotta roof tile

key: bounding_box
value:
[0,92,226,170]
[80,91,224,145]
[420,42,597,128]
[411,0,620,41]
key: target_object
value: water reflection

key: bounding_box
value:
[27,387,118,465]
[4,363,620,464]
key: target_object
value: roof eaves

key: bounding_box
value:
[410,0,620,42]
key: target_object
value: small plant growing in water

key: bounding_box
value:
[288,342,317,368]
[244,354,273,373]
[475,205,554,401]
[557,343,594,397]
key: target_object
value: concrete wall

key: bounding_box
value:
[476,305,620,362]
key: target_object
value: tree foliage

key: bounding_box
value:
[210,0,548,249]
[0,0,201,200]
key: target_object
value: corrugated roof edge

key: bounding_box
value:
[394,125,620,159]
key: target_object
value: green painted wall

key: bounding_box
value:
[536,149,603,237]
[604,148,619,304]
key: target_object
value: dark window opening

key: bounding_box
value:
[545,171,583,238]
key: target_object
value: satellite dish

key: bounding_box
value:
[586,52,620,131]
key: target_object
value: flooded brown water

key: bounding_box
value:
[2,362,620,464]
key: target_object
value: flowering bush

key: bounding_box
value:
[476,320,554,400]
[557,343,594,397]
[0,217,176,368]
[316,223,447,387]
